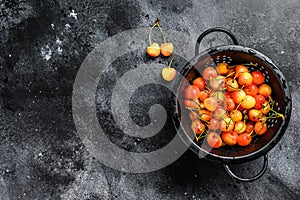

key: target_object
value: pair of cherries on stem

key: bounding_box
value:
[146,18,176,81]
[146,18,174,57]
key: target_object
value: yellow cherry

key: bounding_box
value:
[146,42,160,57]
[162,67,176,81]
[160,43,174,57]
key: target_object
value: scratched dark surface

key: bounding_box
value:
[0,0,299,199]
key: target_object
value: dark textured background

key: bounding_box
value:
[0,0,299,199]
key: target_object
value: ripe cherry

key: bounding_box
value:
[254,122,267,135]
[238,72,253,86]
[193,77,206,91]
[254,94,266,109]
[232,90,246,104]
[230,110,243,122]
[248,109,263,122]
[146,42,160,57]
[162,67,176,81]
[216,62,229,75]
[244,84,258,96]
[199,90,210,102]
[235,65,249,74]
[251,71,265,85]
[234,121,246,134]
[213,106,227,119]
[222,131,238,146]
[258,84,272,97]
[208,118,221,130]
[225,97,236,111]
[202,67,218,81]
[191,120,206,135]
[198,109,212,122]
[160,43,174,57]
[162,56,176,81]
[207,132,222,148]
[210,76,226,90]
[204,97,219,111]
[241,95,256,109]
[156,19,174,57]
[220,117,235,132]
[185,85,200,99]
[237,133,252,146]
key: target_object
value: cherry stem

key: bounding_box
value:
[235,101,242,111]
[148,23,157,45]
[148,18,167,45]
[226,71,235,78]
[269,108,285,120]
[249,130,256,137]
[157,23,167,43]
[205,86,212,91]
[227,63,258,69]
[168,55,176,69]
[195,131,208,142]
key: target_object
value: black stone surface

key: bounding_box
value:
[0,0,299,199]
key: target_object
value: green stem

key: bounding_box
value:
[226,71,235,78]
[168,55,176,68]
[157,23,167,43]
[148,23,157,45]
[228,63,258,68]
[269,108,285,120]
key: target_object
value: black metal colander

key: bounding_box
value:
[173,27,292,181]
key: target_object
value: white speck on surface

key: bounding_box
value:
[184,192,187,195]
[56,37,63,54]
[32,100,35,104]
[51,23,55,29]
[8,54,11,57]
[56,37,62,45]
[35,128,38,132]
[57,46,63,54]
[41,45,52,61]
[280,50,285,54]
[38,152,43,157]
[65,23,71,29]
[69,10,78,20]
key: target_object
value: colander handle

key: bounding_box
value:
[195,27,239,55]
[223,154,268,182]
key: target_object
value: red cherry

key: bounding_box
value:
[207,132,222,148]
[202,67,218,81]
[251,71,265,85]
[237,133,252,146]
[185,85,200,99]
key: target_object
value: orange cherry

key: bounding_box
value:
[146,42,160,57]
[160,43,174,57]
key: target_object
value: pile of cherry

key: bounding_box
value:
[184,63,284,149]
